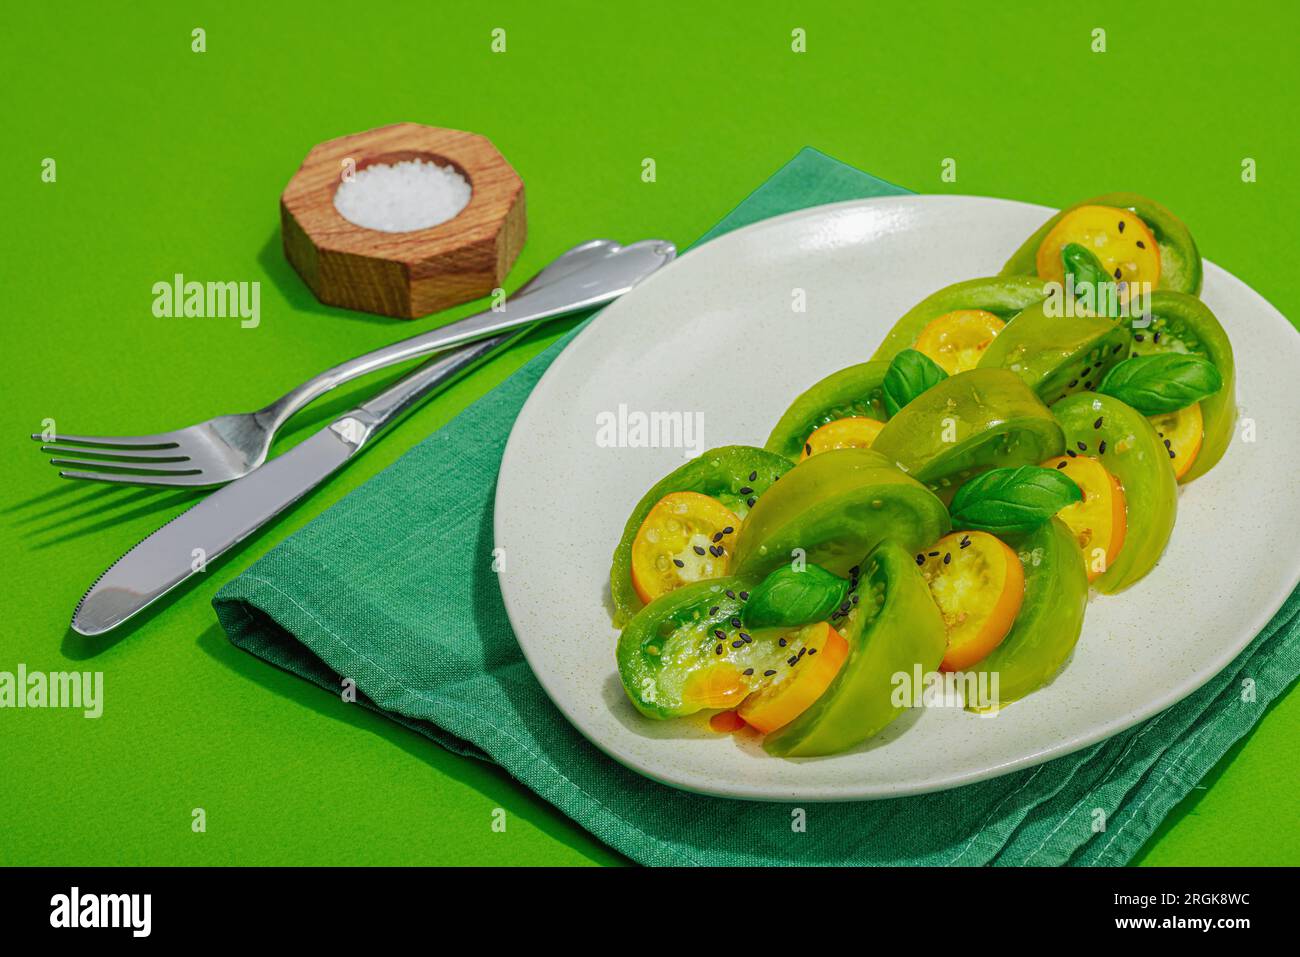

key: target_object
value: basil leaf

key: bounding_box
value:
[949,466,1082,534]
[883,348,948,417]
[1097,353,1222,414]
[742,563,848,630]
[1061,242,1121,318]
[1062,242,1110,290]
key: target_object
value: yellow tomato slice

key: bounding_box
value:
[914,309,1007,374]
[1036,205,1161,288]
[682,664,748,711]
[919,531,1024,671]
[738,622,848,734]
[1148,402,1204,480]
[708,710,747,733]
[1041,455,1127,581]
[630,492,741,604]
[800,417,885,461]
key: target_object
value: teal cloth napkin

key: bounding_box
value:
[215,148,1300,866]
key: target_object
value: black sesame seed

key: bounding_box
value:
[673,558,684,568]
[712,532,723,543]
[916,554,925,565]
[714,630,725,640]
[748,470,757,482]
[733,640,744,648]
[788,656,798,666]
[851,595,859,604]
[764,669,776,677]
[709,606,719,615]
[744,668,754,676]
[1152,331,1161,343]
[1135,334,1144,342]
[731,617,742,627]
[1081,366,1092,376]
[779,638,787,647]
[1113,268,1122,280]
[840,600,851,612]
[1136,240,1146,249]
[805,443,812,455]
[808,648,818,656]
[928,550,939,557]
[1084,381,1094,390]
[798,647,807,658]
[1066,449,1077,458]
[1094,417,1103,429]
[739,486,753,495]
[725,590,735,599]
[715,644,723,655]
[1113,343,1124,353]
[849,565,860,576]
[747,497,756,508]
[1077,441,1087,451]
[1098,440,1107,454]
[943,552,951,565]
[1164,438,1172,448]
[739,591,749,600]
[1056,460,1068,469]
[1068,379,1079,388]
[693,545,706,556]
[1168,449,1176,458]
[960,535,971,547]
[741,633,752,643]
[1118,220,1125,233]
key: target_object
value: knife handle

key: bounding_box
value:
[336,329,522,448]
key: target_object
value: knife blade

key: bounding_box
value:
[71,335,505,637]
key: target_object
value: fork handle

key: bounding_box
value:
[256,239,675,432]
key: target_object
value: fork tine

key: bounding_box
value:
[30,432,179,450]
[39,444,190,462]
[47,457,201,475]
[57,469,208,488]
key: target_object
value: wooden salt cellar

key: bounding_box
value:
[281,123,525,319]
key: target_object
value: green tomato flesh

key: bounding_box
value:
[1051,393,1177,593]
[616,577,816,720]
[1129,291,1236,482]
[764,542,947,757]
[871,368,1064,498]
[1000,192,1203,296]
[965,518,1089,712]
[869,276,1052,366]
[977,301,1131,404]
[765,361,889,462]
[731,448,950,579]
[609,446,793,627]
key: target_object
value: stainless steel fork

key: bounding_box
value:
[33,238,675,488]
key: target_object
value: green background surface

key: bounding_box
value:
[3,0,1297,866]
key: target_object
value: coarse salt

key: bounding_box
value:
[333,158,472,233]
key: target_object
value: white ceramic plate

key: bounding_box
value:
[494,195,1300,801]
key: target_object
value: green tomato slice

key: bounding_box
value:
[977,300,1132,404]
[609,446,793,626]
[1129,291,1236,482]
[871,368,1065,498]
[1001,192,1202,296]
[764,361,889,462]
[1051,393,1177,594]
[617,577,823,720]
[730,448,950,579]
[869,276,1052,365]
[764,541,947,757]
[965,518,1089,712]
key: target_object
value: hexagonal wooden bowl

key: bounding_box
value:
[281,123,526,319]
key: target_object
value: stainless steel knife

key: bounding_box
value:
[71,238,678,636]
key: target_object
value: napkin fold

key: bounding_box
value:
[215,148,1300,866]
